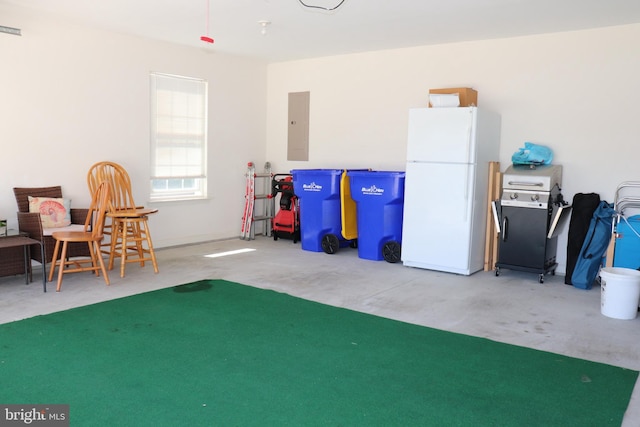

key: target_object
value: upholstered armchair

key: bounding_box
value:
[13,186,91,265]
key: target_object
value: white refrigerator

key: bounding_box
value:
[401,107,501,275]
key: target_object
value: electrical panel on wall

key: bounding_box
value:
[287,91,310,161]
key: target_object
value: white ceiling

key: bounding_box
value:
[6,0,640,62]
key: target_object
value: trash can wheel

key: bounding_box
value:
[382,241,401,263]
[321,234,341,254]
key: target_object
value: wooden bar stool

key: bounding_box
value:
[108,209,158,278]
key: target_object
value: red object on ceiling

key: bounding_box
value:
[201,0,214,44]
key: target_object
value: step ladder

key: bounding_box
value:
[241,161,274,240]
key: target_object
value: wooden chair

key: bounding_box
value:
[48,181,111,292]
[87,164,122,257]
[13,186,91,265]
[87,161,159,278]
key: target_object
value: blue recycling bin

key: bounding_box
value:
[347,171,405,262]
[291,169,353,253]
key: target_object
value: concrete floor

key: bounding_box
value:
[1,236,638,425]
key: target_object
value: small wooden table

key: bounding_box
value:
[0,232,47,292]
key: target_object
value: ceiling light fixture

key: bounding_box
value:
[200,0,214,44]
[258,20,271,36]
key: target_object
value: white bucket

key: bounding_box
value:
[600,267,640,320]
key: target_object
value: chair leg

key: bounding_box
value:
[134,221,145,267]
[56,241,69,292]
[108,219,121,271]
[120,220,129,278]
[101,217,113,257]
[87,241,99,277]
[48,239,61,283]
[94,241,110,285]
[142,219,159,274]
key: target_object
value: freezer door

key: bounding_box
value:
[407,107,476,163]
[401,162,482,274]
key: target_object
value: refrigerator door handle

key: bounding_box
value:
[465,123,473,163]
[462,112,474,220]
[463,166,470,221]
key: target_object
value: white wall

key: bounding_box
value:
[0,6,268,247]
[3,3,640,274]
[266,24,640,273]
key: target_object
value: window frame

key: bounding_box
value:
[150,72,208,202]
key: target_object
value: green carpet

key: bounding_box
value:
[0,280,636,426]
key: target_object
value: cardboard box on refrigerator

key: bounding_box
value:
[429,87,478,107]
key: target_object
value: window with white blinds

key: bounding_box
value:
[150,72,207,201]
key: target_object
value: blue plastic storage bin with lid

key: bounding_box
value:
[347,170,406,262]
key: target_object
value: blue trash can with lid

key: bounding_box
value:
[291,169,357,253]
[347,170,405,262]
